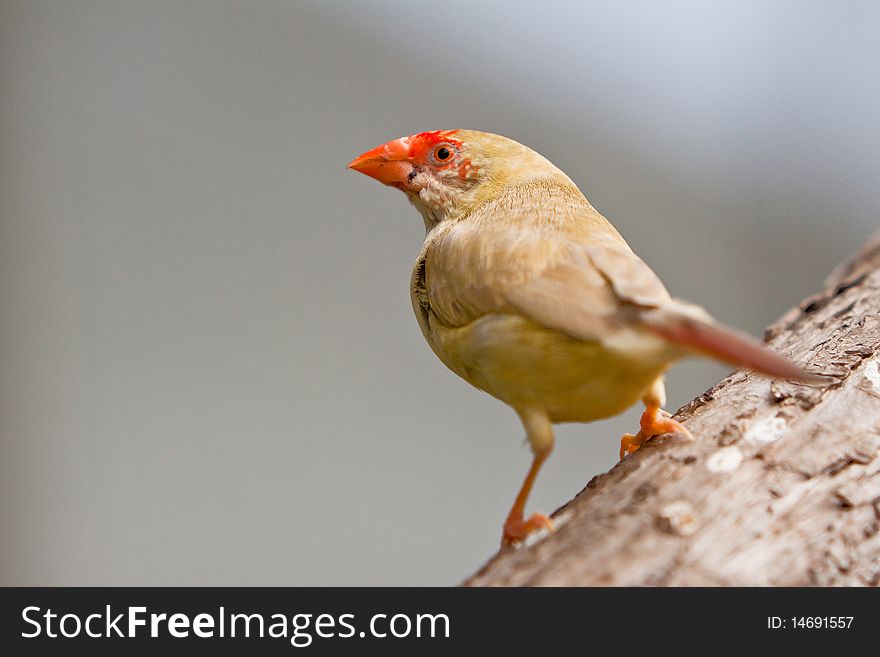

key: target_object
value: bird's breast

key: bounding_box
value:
[418,310,677,423]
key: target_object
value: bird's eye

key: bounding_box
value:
[431,144,455,164]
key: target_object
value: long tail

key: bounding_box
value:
[643,303,819,382]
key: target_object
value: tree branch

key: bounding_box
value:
[465,233,880,586]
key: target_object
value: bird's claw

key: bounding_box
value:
[619,406,692,460]
[501,512,553,547]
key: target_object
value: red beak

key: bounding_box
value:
[348,137,413,186]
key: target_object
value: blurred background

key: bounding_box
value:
[1,0,877,585]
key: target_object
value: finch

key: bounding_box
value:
[349,130,815,547]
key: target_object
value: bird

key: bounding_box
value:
[348,130,816,547]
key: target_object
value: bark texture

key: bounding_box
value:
[465,234,880,586]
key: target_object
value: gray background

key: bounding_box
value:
[1,0,877,585]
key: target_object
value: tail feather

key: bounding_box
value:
[644,306,819,382]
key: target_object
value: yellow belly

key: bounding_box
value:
[426,313,679,423]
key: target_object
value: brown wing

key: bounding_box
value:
[420,181,672,343]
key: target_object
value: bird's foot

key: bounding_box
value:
[501,512,553,547]
[619,406,692,460]
[619,432,644,460]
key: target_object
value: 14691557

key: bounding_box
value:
[768,617,854,630]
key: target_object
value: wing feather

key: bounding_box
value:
[420,181,671,343]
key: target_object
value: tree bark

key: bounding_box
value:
[464,234,880,586]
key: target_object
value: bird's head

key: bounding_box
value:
[348,130,572,229]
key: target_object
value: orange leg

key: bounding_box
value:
[502,410,555,547]
[501,450,553,546]
[620,403,692,460]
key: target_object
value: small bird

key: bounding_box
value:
[348,130,814,547]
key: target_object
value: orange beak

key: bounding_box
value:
[348,137,413,186]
